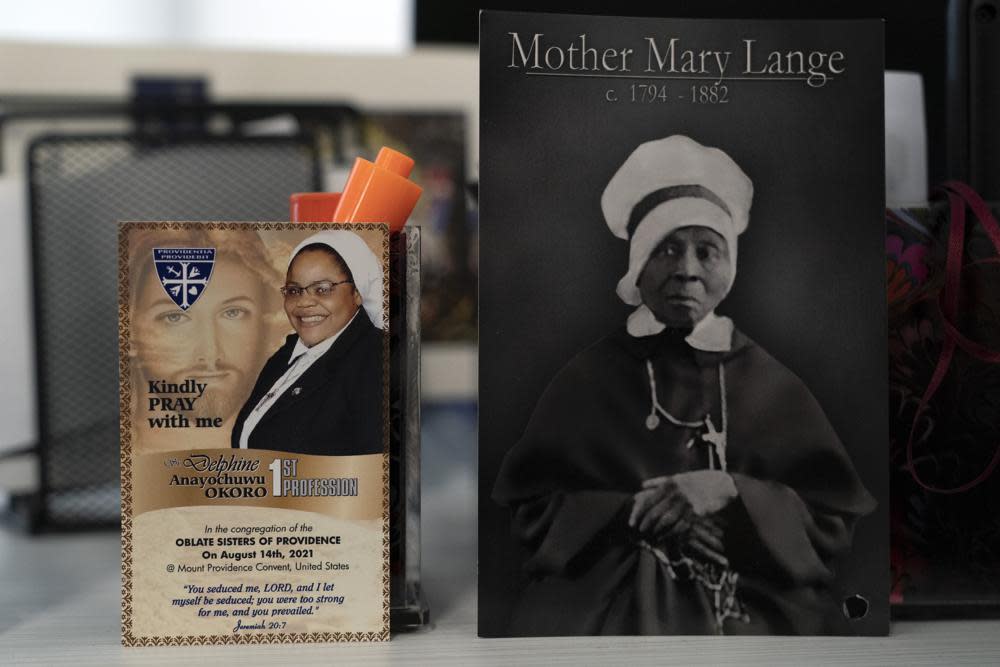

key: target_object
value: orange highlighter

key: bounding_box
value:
[330,147,422,231]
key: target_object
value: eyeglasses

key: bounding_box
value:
[279,280,353,299]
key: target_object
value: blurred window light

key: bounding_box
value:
[0,0,413,53]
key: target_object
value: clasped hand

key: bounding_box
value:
[628,470,738,567]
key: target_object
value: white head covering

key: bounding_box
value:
[287,230,384,329]
[601,135,753,347]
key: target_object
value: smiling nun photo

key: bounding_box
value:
[231,230,384,456]
[492,135,876,636]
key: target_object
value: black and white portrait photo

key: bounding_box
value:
[479,12,888,637]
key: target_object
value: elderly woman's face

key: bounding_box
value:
[284,249,362,347]
[638,226,731,328]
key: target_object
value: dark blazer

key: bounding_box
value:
[231,308,384,456]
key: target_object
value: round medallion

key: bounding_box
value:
[645,414,660,430]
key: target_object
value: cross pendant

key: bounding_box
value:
[701,415,728,472]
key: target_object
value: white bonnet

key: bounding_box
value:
[601,135,753,306]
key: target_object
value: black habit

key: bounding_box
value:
[231,308,384,456]
[492,325,876,635]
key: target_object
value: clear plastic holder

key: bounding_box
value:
[388,227,429,630]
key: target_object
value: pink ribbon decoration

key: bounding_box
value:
[906,181,1000,494]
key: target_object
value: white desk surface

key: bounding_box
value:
[3,525,1000,665]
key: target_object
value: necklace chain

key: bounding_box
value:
[645,359,729,470]
[645,359,726,428]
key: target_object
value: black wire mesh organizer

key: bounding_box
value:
[24,133,321,530]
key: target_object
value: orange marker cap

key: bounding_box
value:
[289,192,342,223]
[331,147,423,232]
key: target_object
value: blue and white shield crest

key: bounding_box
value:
[153,248,216,310]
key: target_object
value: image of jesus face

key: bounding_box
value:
[133,257,269,420]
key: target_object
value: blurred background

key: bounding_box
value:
[0,1,482,529]
[0,0,998,638]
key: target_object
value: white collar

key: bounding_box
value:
[626,305,733,352]
[288,310,359,364]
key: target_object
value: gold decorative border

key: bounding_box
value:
[119,221,391,646]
